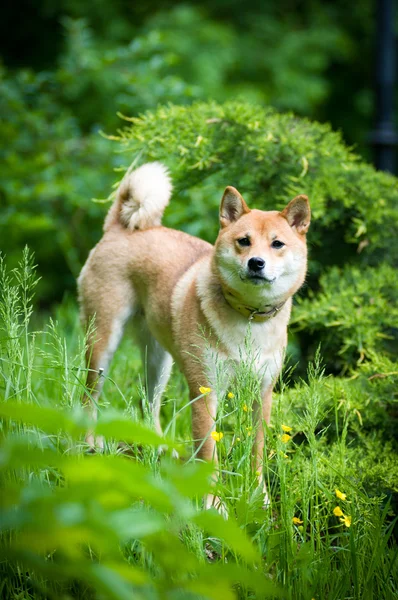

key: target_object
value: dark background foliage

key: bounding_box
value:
[1,0,397,303]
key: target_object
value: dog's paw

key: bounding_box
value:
[258,476,271,508]
[204,493,228,519]
[85,432,104,453]
[157,444,179,459]
[262,489,271,508]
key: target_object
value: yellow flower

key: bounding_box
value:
[335,488,347,501]
[282,424,293,432]
[255,470,261,476]
[340,515,352,528]
[199,386,211,395]
[333,506,344,517]
[281,433,291,443]
[243,404,248,412]
[292,517,303,525]
[227,392,234,399]
[211,430,223,442]
[236,437,241,442]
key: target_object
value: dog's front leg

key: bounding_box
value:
[192,390,217,461]
[254,385,273,506]
[190,386,225,511]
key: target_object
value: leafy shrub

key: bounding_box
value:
[292,264,398,368]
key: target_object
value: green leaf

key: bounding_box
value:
[0,401,86,437]
[96,412,182,452]
[192,510,260,563]
[63,455,175,512]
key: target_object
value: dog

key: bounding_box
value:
[78,162,310,507]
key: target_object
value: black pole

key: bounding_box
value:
[371,0,397,173]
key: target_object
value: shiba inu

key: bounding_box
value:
[78,162,310,506]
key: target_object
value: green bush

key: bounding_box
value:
[292,264,398,368]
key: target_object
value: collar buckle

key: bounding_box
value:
[222,286,285,322]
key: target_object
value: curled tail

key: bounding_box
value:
[104,162,172,231]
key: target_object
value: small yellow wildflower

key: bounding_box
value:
[243,404,248,412]
[255,470,261,476]
[340,515,352,528]
[335,488,347,501]
[333,506,344,517]
[236,437,241,442]
[281,433,291,443]
[199,386,211,395]
[227,392,234,399]
[282,425,293,432]
[211,430,223,442]
[292,517,303,525]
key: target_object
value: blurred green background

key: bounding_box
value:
[1,0,396,305]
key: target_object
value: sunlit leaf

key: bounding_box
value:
[0,401,86,437]
[192,511,260,563]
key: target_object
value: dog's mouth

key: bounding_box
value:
[241,273,276,285]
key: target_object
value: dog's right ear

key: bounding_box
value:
[220,186,250,228]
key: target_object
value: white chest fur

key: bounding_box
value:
[196,260,290,392]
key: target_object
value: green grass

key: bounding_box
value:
[0,250,397,600]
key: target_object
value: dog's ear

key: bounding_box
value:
[220,186,250,228]
[280,195,311,235]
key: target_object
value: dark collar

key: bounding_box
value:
[222,286,286,322]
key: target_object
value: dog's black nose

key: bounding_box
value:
[248,257,265,272]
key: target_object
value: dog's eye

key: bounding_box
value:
[237,237,251,247]
[271,240,285,249]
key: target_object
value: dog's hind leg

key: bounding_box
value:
[79,279,133,450]
[137,321,173,435]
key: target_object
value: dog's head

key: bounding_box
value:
[214,186,310,306]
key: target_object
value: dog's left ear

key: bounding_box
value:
[280,195,311,235]
[220,186,250,228]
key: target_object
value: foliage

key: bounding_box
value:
[0,67,121,303]
[2,0,379,148]
[0,253,397,599]
[292,263,398,369]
